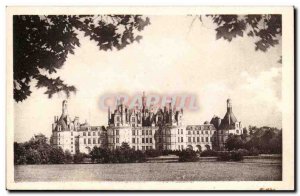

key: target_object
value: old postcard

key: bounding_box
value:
[6,6,294,191]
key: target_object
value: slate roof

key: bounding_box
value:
[219,110,238,130]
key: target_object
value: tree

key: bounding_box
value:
[14,142,27,165]
[13,15,150,102]
[73,152,86,164]
[64,150,73,164]
[207,15,281,52]
[49,147,65,164]
[120,142,130,151]
[225,134,244,151]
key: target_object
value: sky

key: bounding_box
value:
[14,15,282,142]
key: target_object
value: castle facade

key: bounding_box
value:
[51,94,243,154]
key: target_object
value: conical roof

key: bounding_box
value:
[56,115,69,131]
[219,99,238,130]
[219,111,237,130]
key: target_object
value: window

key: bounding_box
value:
[133,146,136,150]
[132,130,135,135]
[178,145,180,150]
[178,137,180,142]
[146,130,148,135]
[236,130,239,134]
[181,137,183,142]
[132,124,135,127]
[71,142,73,144]
[197,131,199,135]
[71,138,73,140]
[149,146,152,150]
[181,129,183,134]
[178,129,180,134]
[88,132,91,136]
[150,138,152,143]
[142,146,145,151]
[116,130,119,135]
[98,138,100,144]
[117,116,120,122]
[201,137,204,142]
[117,123,120,127]
[188,137,191,142]
[193,137,195,142]
[206,137,208,142]
[205,131,208,134]
[142,130,145,135]
[116,138,119,143]
[142,138,145,143]
[149,130,152,135]
[188,131,191,135]
[193,131,195,135]
[83,132,86,136]
[88,138,91,144]
[93,138,96,144]
[71,132,73,136]
[137,138,139,143]
[93,132,96,136]
[132,138,135,143]
[197,137,200,142]
[146,146,149,150]
[146,138,148,143]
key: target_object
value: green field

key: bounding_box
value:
[15,160,281,182]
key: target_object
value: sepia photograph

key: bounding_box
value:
[6,6,294,191]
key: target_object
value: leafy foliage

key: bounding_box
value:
[208,15,281,52]
[225,126,282,154]
[200,149,218,157]
[13,15,150,102]
[14,134,73,165]
[90,145,146,164]
[217,151,243,162]
[178,149,199,162]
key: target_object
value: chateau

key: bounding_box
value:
[51,94,243,154]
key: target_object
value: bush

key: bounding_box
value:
[217,151,244,162]
[73,152,86,164]
[237,148,250,156]
[178,149,199,162]
[200,150,218,157]
[145,149,162,157]
[249,148,260,156]
[64,150,73,164]
[231,151,244,161]
[217,152,231,161]
[90,146,147,164]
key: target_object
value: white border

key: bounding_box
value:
[5,6,294,191]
